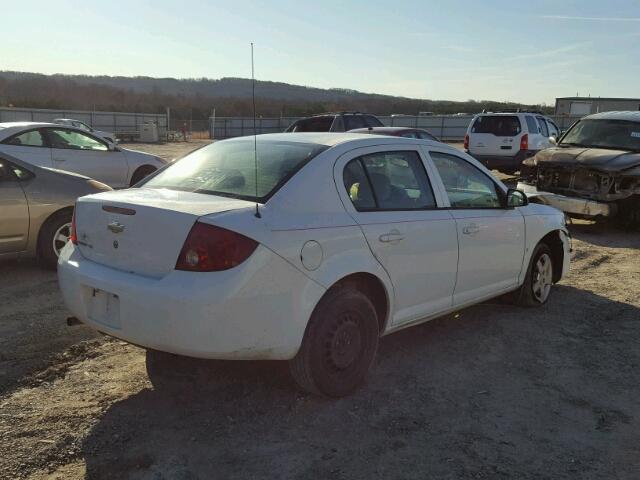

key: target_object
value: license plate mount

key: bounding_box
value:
[87,287,121,329]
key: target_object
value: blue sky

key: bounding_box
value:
[3,0,639,104]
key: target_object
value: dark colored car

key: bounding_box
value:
[349,126,440,141]
[285,112,383,132]
[518,111,640,228]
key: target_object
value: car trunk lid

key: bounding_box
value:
[74,188,254,278]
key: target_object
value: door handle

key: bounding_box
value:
[53,157,65,162]
[462,224,480,235]
[379,230,404,243]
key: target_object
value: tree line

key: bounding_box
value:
[0,71,552,122]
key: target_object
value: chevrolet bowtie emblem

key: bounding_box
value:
[107,221,125,234]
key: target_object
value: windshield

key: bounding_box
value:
[560,119,640,151]
[142,139,328,202]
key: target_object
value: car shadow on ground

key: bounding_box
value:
[568,220,640,249]
[80,285,640,479]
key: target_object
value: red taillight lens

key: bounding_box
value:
[70,207,78,245]
[463,134,469,150]
[175,222,258,272]
[520,133,528,151]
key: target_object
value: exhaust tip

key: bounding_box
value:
[66,316,82,327]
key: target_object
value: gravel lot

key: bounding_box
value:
[1,140,639,479]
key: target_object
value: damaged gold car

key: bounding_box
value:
[518,111,640,229]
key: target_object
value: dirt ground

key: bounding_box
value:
[1,140,639,479]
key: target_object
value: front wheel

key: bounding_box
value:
[511,243,555,307]
[289,286,379,397]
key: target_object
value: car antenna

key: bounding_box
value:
[251,42,261,219]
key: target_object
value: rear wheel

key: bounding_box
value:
[130,165,157,186]
[289,285,379,397]
[510,243,554,307]
[37,210,73,270]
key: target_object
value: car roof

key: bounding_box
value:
[0,121,56,129]
[0,121,80,139]
[475,112,544,117]
[221,132,451,151]
[584,111,640,122]
[349,127,421,133]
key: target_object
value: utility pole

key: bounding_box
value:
[211,107,216,139]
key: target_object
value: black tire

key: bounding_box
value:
[615,196,640,231]
[37,209,73,270]
[289,285,379,397]
[130,165,157,186]
[510,243,554,307]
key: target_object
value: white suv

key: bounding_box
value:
[464,112,560,174]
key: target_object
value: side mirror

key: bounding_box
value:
[549,136,557,145]
[107,142,117,151]
[506,188,528,208]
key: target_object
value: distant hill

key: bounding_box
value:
[0,71,551,122]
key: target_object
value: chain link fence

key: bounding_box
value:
[210,114,584,141]
[0,107,168,140]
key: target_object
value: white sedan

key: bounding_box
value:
[52,118,116,143]
[0,122,166,188]
[58,133,571,397]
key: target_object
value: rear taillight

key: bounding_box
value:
[175,222,258,272]
[520,134,528,151]
[70,207,78,245]
[463,134,469,150]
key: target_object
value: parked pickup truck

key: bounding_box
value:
[518,111,640,229]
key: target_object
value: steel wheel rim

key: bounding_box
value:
[52,222,72,257]
[324,313,363,372]
[532,253,553,303]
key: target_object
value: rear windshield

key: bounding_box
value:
[288,117,334,132]
[559,119,640,152]
[142,139,328,202]
[471,115,521,136]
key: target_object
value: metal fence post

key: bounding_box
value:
[441,116,445,140]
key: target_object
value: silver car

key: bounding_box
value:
[0,122,166,188]
[0,152,112,269]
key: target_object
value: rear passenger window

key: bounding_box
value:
[471,116,521,136]
[343,158,376,210]
[536,117,549,137]
[343,151,436,211]
[525,116,540,134]
[4,130,45,147]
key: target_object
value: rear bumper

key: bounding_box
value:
[57,243,325,360]
[517,182,617,217]
[468,150,536,171]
